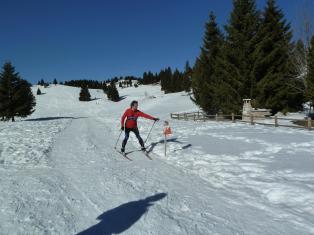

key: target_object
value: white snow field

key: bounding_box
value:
[0,84,314,235]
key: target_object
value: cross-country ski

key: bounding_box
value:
[115,149,133,161]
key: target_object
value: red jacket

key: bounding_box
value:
[121,108,155,129]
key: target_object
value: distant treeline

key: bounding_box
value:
[62,79,120,102]
[37,78,59,87]
[139,62,192,93]
[61,66,192,94]
[62,76,140,89]
[64,80,106,89]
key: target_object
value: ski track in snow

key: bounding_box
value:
[0,85,314,235]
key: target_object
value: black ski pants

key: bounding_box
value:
[122,128,144,149]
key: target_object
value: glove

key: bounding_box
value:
[121,126,124,131]
[154,118,160,122]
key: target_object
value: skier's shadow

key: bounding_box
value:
[76,193,167,235]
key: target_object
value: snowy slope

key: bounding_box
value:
[0,84,314,235]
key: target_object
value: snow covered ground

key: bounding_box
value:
[0,84,314,235]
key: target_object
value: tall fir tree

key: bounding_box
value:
[102,82,108,93]
[225,0,260,99]
[53,78,58,85]
[0,62,36,121]
[160,67,172,93]
[306,36,314,111]
[79,86,91,101]
[254,0,303,113]
[171,69,182,92]
[182,61,192,92]
[37,88,42,95]
[107,80,120,102]
[192,12,224,114]
[39,79,45,86]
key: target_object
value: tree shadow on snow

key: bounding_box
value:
[76,193,167,235]
[118,95,127,101]
[91,97,102,101]
[25,116,88,122]
[146,138,188,153]
[173,144,192,152]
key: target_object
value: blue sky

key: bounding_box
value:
[0,0,308,83]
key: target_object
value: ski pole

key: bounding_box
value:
[144,121,157,145]
[114,130,123,149]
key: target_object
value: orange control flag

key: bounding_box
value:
[163,120,172,136]
[163,121,172,157]
[163,126,172,136]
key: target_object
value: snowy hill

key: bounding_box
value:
[0,84,314,234]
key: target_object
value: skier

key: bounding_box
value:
[121,100,159,153]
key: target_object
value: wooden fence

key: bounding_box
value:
[170,111,313,130]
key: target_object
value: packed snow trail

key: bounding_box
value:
[0,85,314,234]
[45,115,306,234]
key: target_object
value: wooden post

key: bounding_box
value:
[250,114,254,125]
[194,113,196,121]
[232,113,235,123]
[215,114,218,121]
[308,117,312,130]
[164,134,167,157]
[275,116,278,127]
[184,113,187,121]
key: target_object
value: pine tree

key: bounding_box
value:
[107,80,120,102]
[40,79,45,86]
[161,67,172,93]
[192,12,224,114]
[79,86,91,101]
[37,88,42,95]
[224,0,260,99]
[306,36,314,110]
[0,62,36,121]
[170,69,181,92]
[53,78,58,85]
[182,61,192,92]
[254,0,303,113]
[103,82,108,93]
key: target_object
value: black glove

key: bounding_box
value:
[121,126,124,131]
[154,118,160,122]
